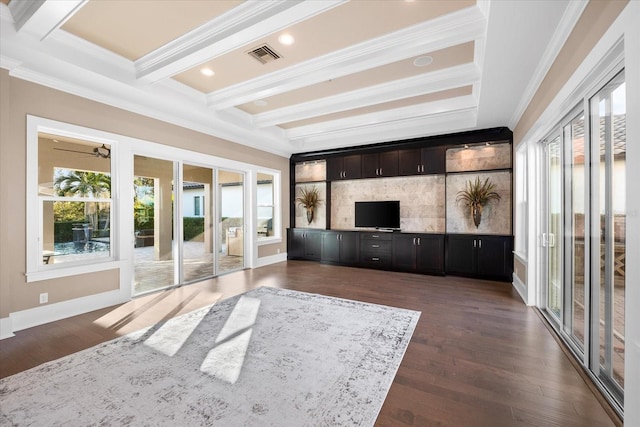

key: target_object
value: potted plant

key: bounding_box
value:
[456,177,501,228]
[295,185,323,224]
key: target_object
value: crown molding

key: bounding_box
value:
[293,108,477,153]
[286,95,477,140]
[507,0,587,129]
[254,62,480,128]
[135,0,346,83]
[9,0,86,41]
[206,5,486,110]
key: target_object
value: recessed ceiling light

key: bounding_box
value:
[254,100,268,107]
[200,67,215,77]
[413,56,433,67]
[278,33,295,46]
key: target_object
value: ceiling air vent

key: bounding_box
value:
[248,44,281,64]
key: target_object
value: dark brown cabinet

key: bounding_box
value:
[398,146,445,176]
[446,234,512,281]
[321,231,359,265]
[392,233,444,274]
[327,155,361,180]
[288,229,322,261]
[359,232,392,269]
[361,151,399,178]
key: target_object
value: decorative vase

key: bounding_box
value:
[306,207,314,224]
[472,204,482,228]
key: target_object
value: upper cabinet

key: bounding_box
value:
[327,154,361,181]
[361,151,398,178]
[398,146,446,176]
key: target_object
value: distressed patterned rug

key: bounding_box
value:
[0,287,419,426]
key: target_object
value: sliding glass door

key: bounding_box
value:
[540,69,626,408]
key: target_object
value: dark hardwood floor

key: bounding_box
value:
[0,261,618,426]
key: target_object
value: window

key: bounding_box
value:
[256,172,279,241]
[27,116,119,281]
[514,145,528,258]
[194,196,202,216]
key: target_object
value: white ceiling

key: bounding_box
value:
[0,0,583,157]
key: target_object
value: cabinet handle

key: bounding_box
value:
[379,167,383,175]
[372,257,380,261]
[372,235,379,238]
[417,165,421,173]
[421,165,425,173]
[412,237,416,245]
[473,239,476,248]
[417,237,421,245]
[479,239,482,249]
[372,244,379,248]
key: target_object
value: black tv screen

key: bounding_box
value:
[355,201,400,229]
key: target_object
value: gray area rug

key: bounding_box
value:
[0,287,420,426]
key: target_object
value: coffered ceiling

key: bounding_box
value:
[0,0,583,156]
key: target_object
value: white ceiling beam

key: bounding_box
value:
[8,0,86,41]
[285,95,477,140]
[293,109,478,152]
[135,0,346,83]
[207,5,486,110]
[253,63,480,128]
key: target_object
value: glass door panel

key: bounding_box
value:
[133,155,176,295]
[546,135,563,320]
[591,71,625,394]
[218,170,245,274]
[568,114,586,350]
[182,164,215,283]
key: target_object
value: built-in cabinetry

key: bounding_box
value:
[327,154,361,180]
[289,127,514,282]
[288,229,322,261]
[446,234,513,281]
[321,231,359,265]
[397,146,446,176]
[361,151,399,178]
[392,233,445,275]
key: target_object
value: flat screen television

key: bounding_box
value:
[354,201,400,230]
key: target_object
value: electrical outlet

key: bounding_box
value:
[277,249,280,254]
[39,293,48,304]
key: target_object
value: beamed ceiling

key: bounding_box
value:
[0,0,583,156]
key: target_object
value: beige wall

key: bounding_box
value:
[0,69,289,318]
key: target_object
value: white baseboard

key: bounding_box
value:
[0,317,15,339]
[255,252,287,268]
[512,273,528,305]
[4,288,130,338]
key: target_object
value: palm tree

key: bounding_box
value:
[54,170,111,232]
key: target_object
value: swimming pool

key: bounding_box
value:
[53,241,110,255]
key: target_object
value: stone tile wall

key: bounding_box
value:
[294,182,327,229]
[331,175,445,232]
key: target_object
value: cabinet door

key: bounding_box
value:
[342,155,361,179]
[305,231,322,261]
[378,151,398,177]
[416,234,444,274]
[392,234,417,271]
[361,153,379,178]
[446,235,475,275]
[288,229,305,259]
[339,232,359,264]
[398,148,422,176]
[476,236,512,279]
[327,157,343,181]
[321,232,340,263]
[421,147,445,174]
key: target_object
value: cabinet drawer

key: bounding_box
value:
[360,232,393,241]
[360,240,392,253]
[360,254,391,268]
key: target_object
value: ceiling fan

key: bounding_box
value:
[53,144,111,159]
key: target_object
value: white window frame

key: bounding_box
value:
[514,144,528,261]
[26,116,123,282]
[256,169,281,246]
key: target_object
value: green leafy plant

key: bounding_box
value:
[456,177,501,227]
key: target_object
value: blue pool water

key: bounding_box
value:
[54,241,110,255]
